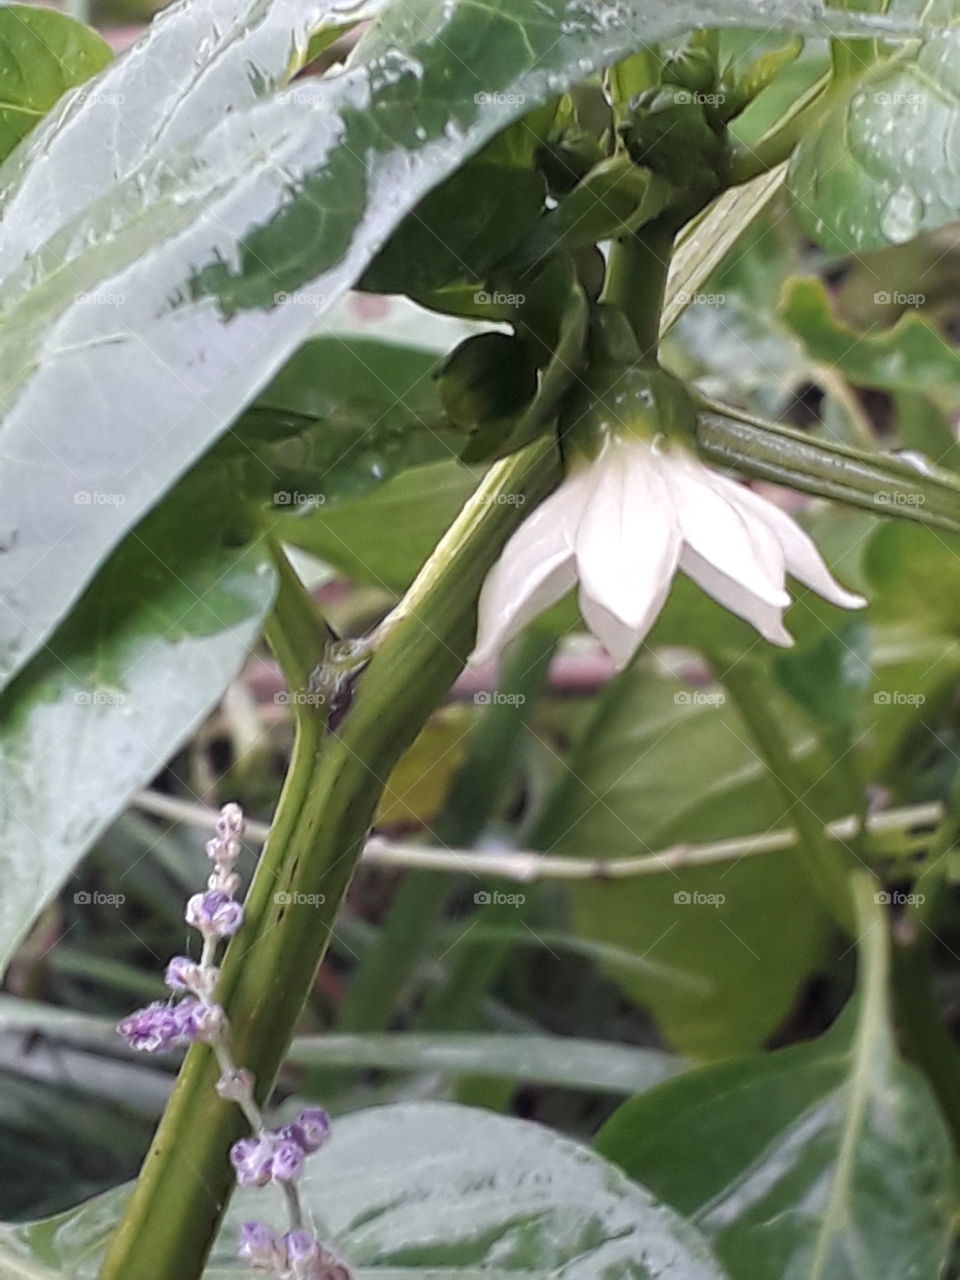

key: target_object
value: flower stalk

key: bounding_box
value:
[98,438,558,1280]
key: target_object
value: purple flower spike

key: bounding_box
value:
[295,1107,332,1153]
[271,1138,306,1184]
[164,955,199,991]
[284,1229,320,1277]
[238,1221,286,1271]
[186,889,244,938]
[230,1136,274,1188]
[117,1002,183,1053]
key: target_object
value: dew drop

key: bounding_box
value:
[879,185,923,243]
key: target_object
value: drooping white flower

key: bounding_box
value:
[473,434,865,669]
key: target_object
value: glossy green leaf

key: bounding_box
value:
[781,276,960,409]
[0,5,110,162]
[236,335,461,503]
[789,13,960,252]
[596,882,954,1280]
[286,1032,683,1094]
[0,469,276,973]
[0,0,918,693]
[533,661,841,1059]
[275,459,480,591]
[4,1104,727,1278]
[362,163,546,296]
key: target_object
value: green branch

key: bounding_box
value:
[98,439,559,1280]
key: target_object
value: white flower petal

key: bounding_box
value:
[681,546,794,646]
[471,472,590,665]
[575,439,681,635]
[711,475,867,610]
[578,588,647,668]
[663,450,790,608]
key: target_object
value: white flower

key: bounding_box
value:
[473,435,865,669]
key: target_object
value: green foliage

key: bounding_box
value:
[0,1,958,1277]
[596,886,955,1280]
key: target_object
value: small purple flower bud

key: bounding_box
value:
[217,1067,256,1105]
[208,870,241,897]
[164,955,200,991]
[295,1107,332,1153]
[186,889,244,938]
[238,1221,286,1271]
[271,1138,306,1183]
[284,1230,320,1277]
[217,802,245,837]
[117,1002,182,1053]
[230,1136,274,1188]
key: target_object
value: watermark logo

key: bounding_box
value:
[474,890,525,906]
[73,690,127,706]
[873,491,925,507]
[274,291,327,307]
[474,91,526,107]
[473,290,525,308]
[674,890,725,907]
[74,290,125,306]
[472,491,526,507]
[672,89,725,106]
[74,490,126,506]
[874,690,925,706]
[674,690,725,707]
[273,491,326,508]
[874,291,925,306]
[474,691,526,706]
[873,91,925,106]
[675,289,726,307]
[274,891,326,907]
[275,689,326,707]
[874,890,925,906]
[74,890,126,906]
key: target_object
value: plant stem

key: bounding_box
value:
[710,657,857,932]
[133,789,940,883]
[601,225,674,360]
[97,439,558,1280]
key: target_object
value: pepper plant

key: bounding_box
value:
[2,0,960,1277]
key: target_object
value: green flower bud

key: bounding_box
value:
[438,333,539,432]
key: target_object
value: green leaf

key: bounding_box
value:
[789,20,960,252]
[274,459,480,592]
[0,0,919,692]
[236,335,462,503]
[780,276,960,410]
[3,1104,727,1278]
[0,5,110,162]
[361,163,546,296]
[595,879,955,1280]
[532,661,841,1059]
[0,470,276,973]
[286,1032,683,1094]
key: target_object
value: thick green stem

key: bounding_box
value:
[601,225,674,360]
[98,439,559,1280]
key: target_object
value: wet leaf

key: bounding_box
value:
[0,5,110,161]
[0,0,916,692]
[4,1104,727,1278]
[0,470,276,974]
[596,881,954,1280]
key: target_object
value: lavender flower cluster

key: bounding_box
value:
[118,801,245,1053]
[116,803,350,1279]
